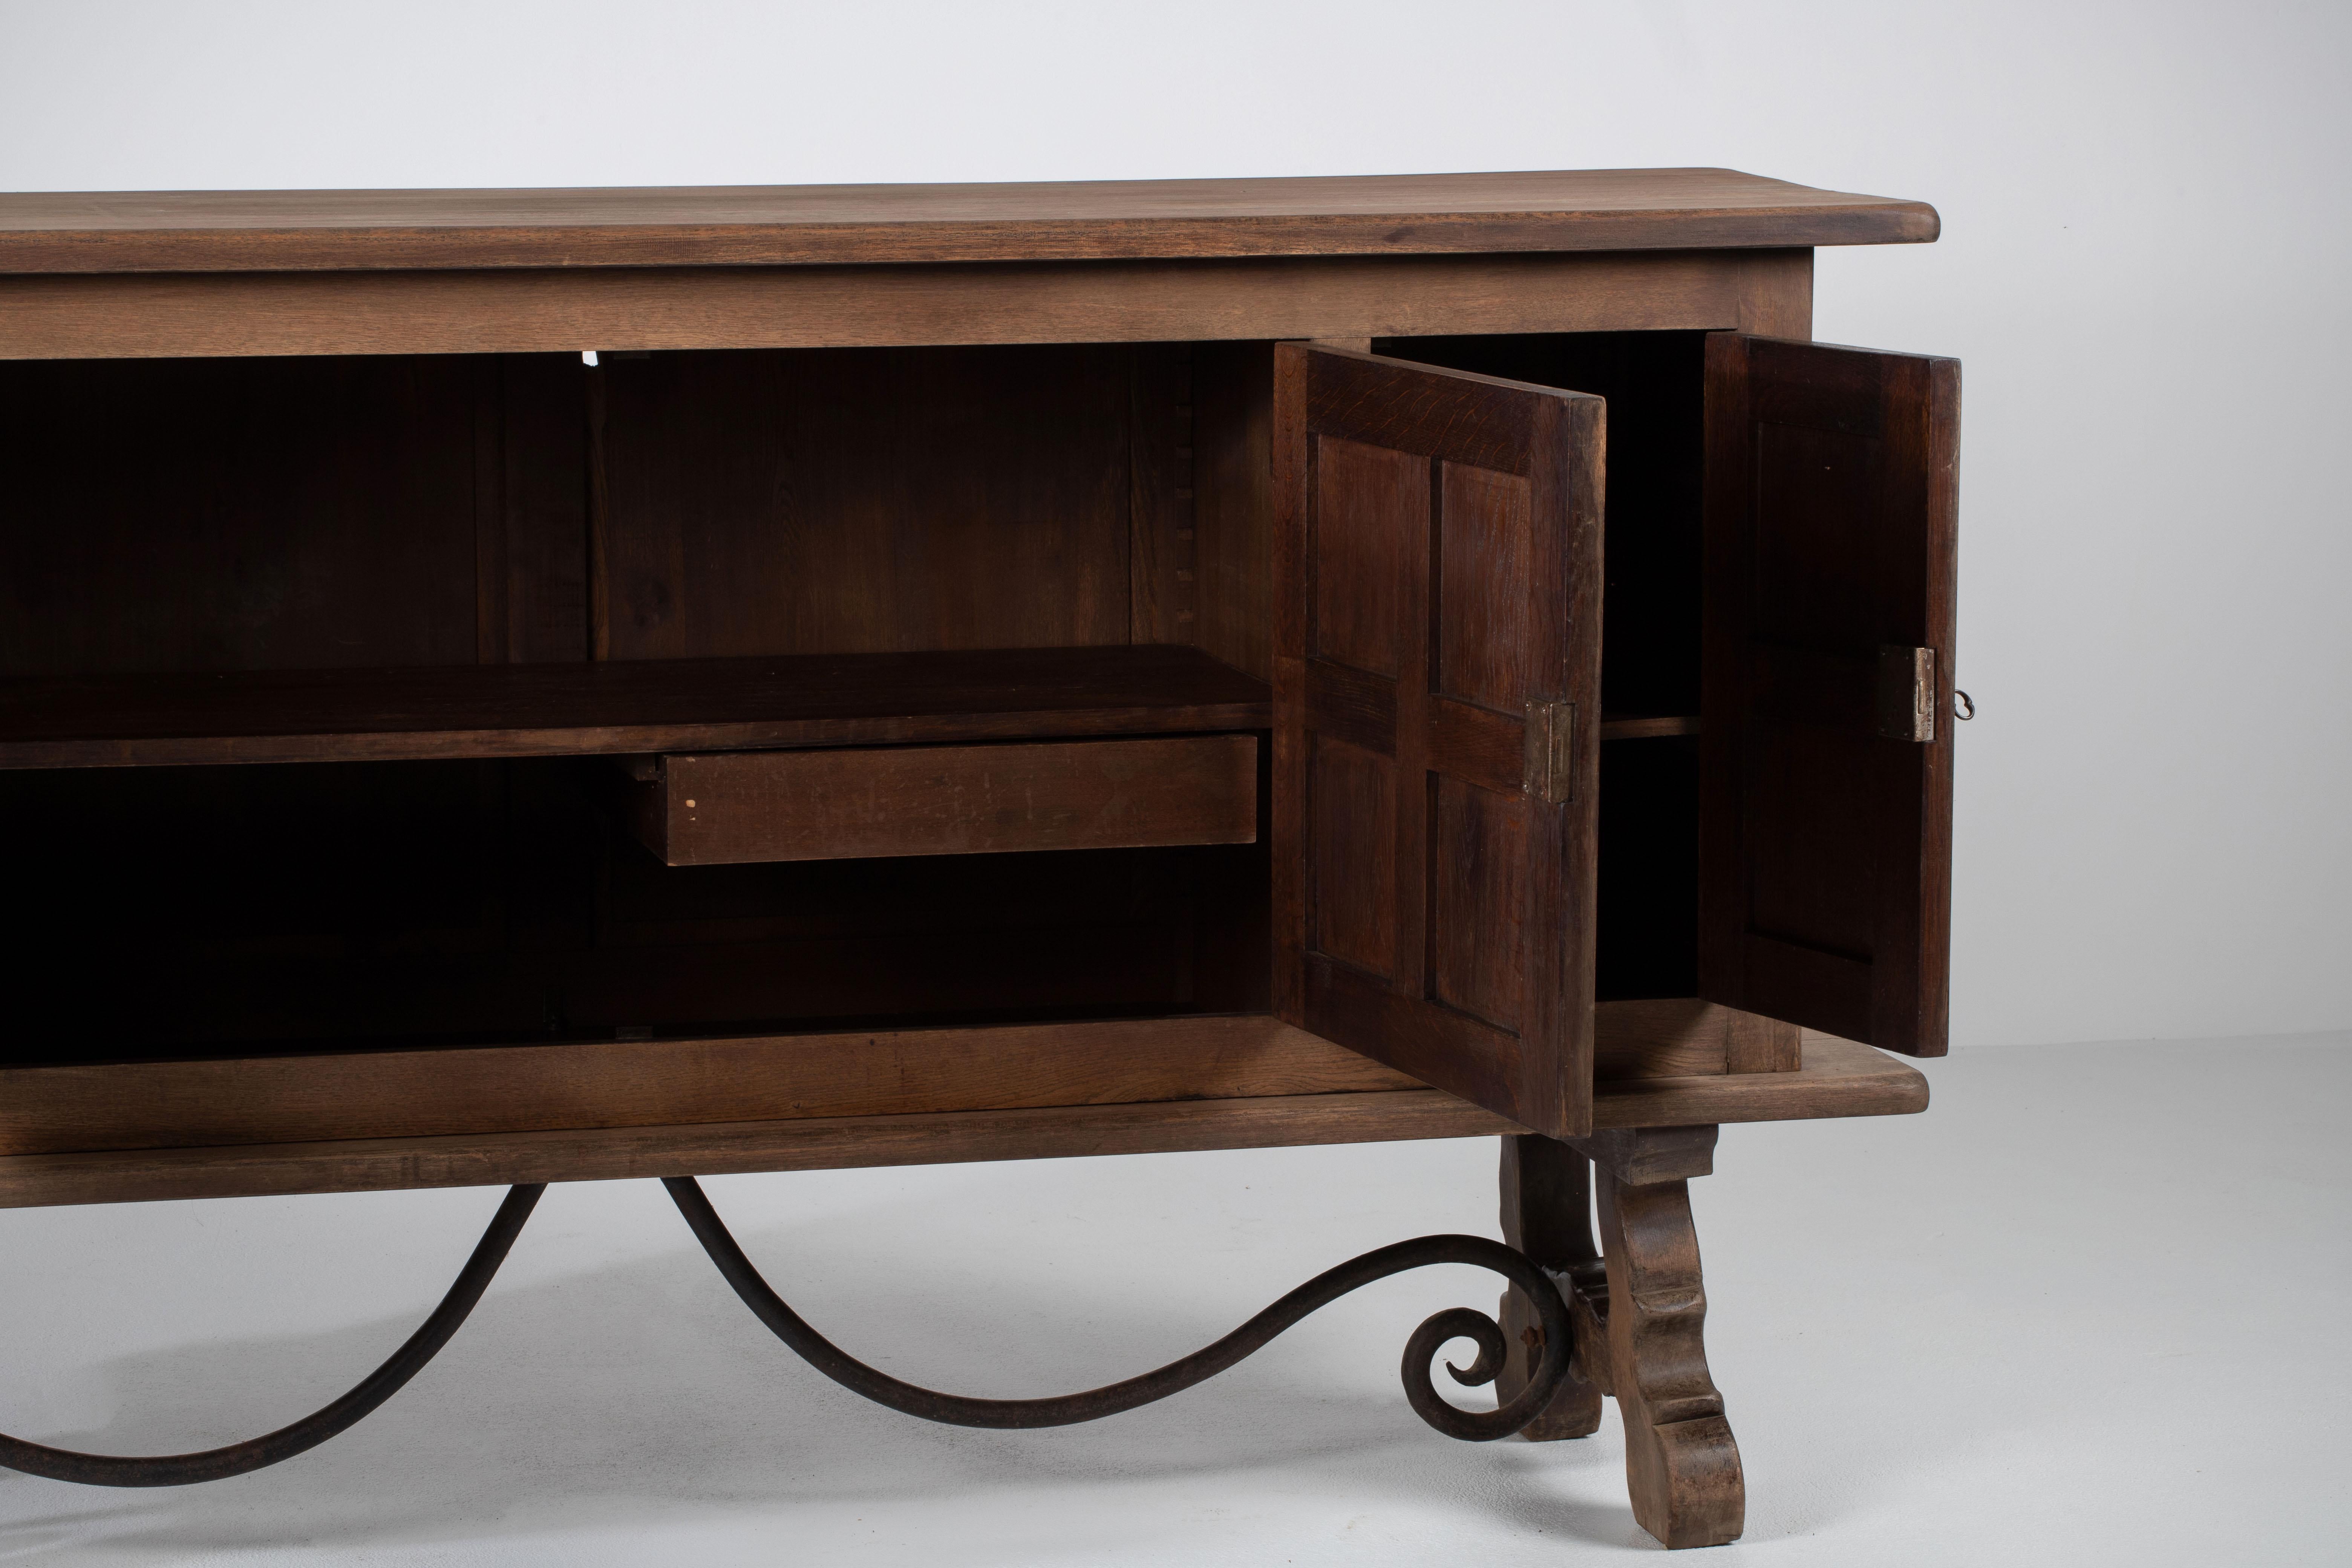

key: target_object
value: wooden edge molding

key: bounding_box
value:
[0,250,1801,361]
[0,172,1933,276]
[0,1016,1416,1158]
[0,1036,1926,1209]
[0,1090,1518,1210]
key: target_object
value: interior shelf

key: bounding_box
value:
[0,644,1272,770]
[1599,715,1700,740]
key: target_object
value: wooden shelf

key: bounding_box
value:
[0,644,1271,770]
[0,1027,1926,1208]
[1599,714,1700,741]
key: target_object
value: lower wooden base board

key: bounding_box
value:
[0,1039,1925,1208]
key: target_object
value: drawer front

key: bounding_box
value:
[633,735,1259,865]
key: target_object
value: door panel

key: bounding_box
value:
[1274,344,1604,1138]
[1437,462,1536,713]
[1433,776,1532,1031]
[1700,334,1959,1055]
[1308,736,1397,978]
[1310,436,1417,677]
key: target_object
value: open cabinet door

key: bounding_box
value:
[1272,344,1604,1139]
[1700,334,1960,1055]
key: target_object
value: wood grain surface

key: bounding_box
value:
[0,251,1808,360]
[1592,998,1801,1078]
[633,737,1259,865]
[0,169,1936,275]
[0,1016,1406,1158]
[1598,1165,1746,1547]
[0,1032,1926,1207]
[1699,333,1960,1056]
[0,644,1269,769]
[594,345,1136,659]
[0,1091,1514,1210]
[1274,345,1604,1139]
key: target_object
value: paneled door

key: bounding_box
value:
[1272,344,1606,1139]
[1699,334,1961,1055]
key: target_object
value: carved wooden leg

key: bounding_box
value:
[1594,1134,1744,1549]
[1496,1133,1605,1438]
[1498,1127,1744,1549]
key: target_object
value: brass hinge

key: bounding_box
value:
[1524,698,1576,804]
[1876,645,1937,742]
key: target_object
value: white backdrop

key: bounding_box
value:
[4,0,2346,1049]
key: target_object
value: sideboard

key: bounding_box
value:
[0,168,1957,1548]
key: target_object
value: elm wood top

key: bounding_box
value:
[0,1036,1926,1208]
[0,169,1939,275]
[0,644,1271,770]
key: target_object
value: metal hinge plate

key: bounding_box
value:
[1524,698,1576,804]
[1876,645,1937,742]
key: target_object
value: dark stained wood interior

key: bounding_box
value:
[0,748,1272,1066]
[0,341,1280,1070]
[0,329,1745,1082]
[595,345,1139,658]
[627,736,1261,866]
[0,354,491,677]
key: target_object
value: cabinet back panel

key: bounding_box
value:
[0,356,486,676]
[1595,737,1702,1000]
[596,345,1135,658]
[1190,340,1276,682]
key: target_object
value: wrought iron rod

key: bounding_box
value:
[1,1172,1576,1490]
[0,1182,544,1487]
[663,1174,1572,1439]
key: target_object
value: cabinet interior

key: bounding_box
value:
[0,332,1706,1071]
[1374,332,1708,1004]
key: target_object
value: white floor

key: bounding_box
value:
[0,1033,2344,1566]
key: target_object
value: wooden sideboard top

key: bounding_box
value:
[0,168,1937,275]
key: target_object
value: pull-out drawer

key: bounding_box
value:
[625,734,1260,865]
